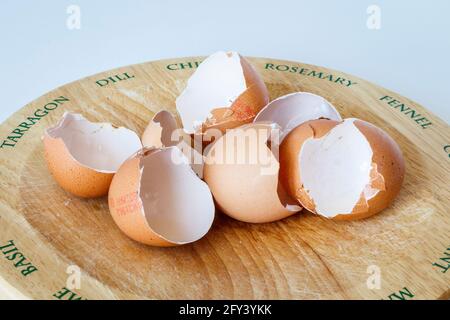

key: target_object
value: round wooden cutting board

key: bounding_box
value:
[0,57,449,300]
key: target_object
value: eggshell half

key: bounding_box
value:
[254,92,342,141]
[204,123,301,223]
[142,110,180,149]
[44,112,142,198]
[108,147,215,246]
[142,110,204,178]
[176,51,269,135]
[279,118,405,220]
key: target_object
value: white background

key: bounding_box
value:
[0,0,449,123]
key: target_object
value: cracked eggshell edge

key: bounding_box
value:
[108,147,215,246]
[43,112,142,198]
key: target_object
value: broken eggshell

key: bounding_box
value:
[141,110,180,149]
[279,118,405,220]
[108,146,215,246]
[176,51,269,135]
[253,92,342,142]
[204,123,301,223]
[142,110,204,178]
[43,112,142,198]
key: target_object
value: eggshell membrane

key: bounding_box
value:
[43,112,142,198]
[176,51,269,135]
[204,123,301,223]
[279,119,405,220]
[253,92,342,142]
[108,147,215,246]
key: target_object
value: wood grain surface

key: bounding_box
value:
[0,57,449,300]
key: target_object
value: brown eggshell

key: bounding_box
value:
[203,55,269,134]
[204,124,300,223]
[177,51,269,137]
[280,118,405,220]
[333,120,405,220]
[44,112,142,199]
[108,150,173,247]
[142,110,185,149]
[44,135,113,198]
[109,147,215,247]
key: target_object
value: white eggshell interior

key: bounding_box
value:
[299,119,373,217]
[47,112,142,173]
[139,147,215,244]
[176,51,247,134]
[254,92,342,141]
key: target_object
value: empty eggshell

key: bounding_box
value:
[142,110,204,178]
[108,146,215,246]
[142,110,180,149]
[279,118,405,220]
[44,112,142,198]
[204,123,301,223]
[254,92,342,141]
[176,51,269,135]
